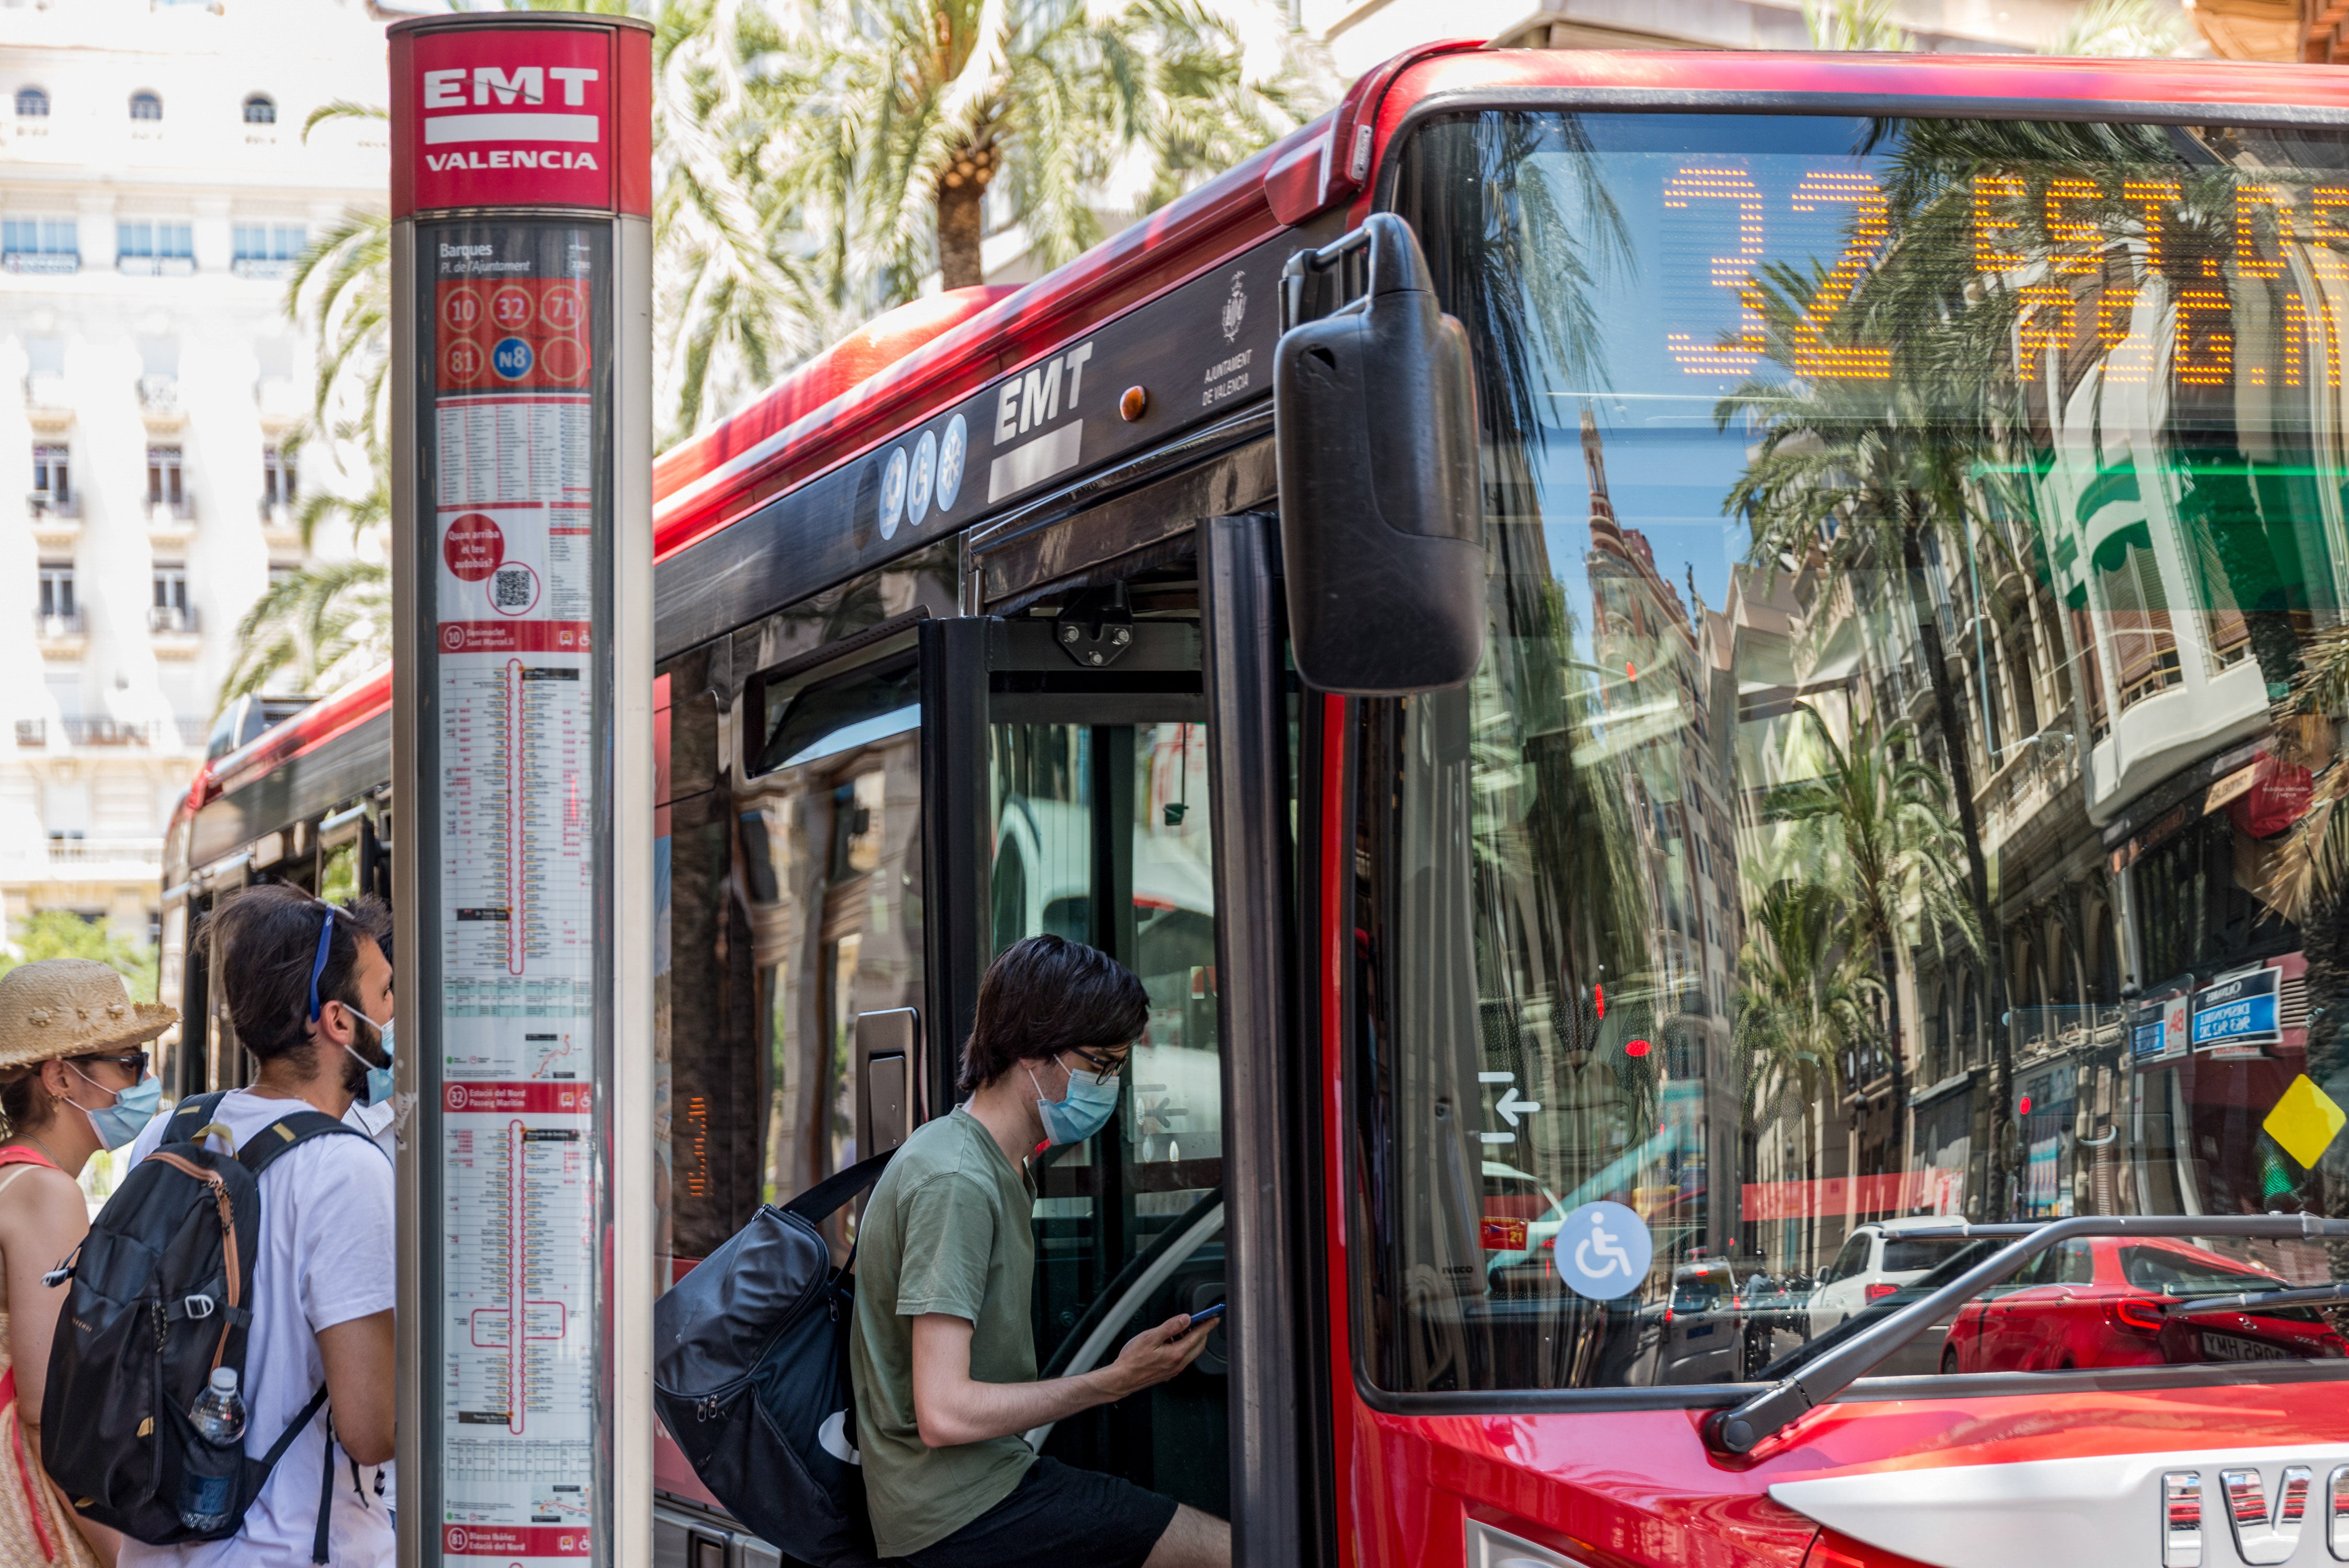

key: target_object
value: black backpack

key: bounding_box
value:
[653,1151,891,1568]
[41,1090,371,1558]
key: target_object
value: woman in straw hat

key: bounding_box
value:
[0,958,176,1567]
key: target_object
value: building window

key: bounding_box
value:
[31,444,71,512]
[15,87,49,118]
[241,94,275,124]
[2098,529,2184,712]
[2,216,78,274]
[152,564,191,633]
[129,91,162,121]
[37,563,75,622]
[118,221,194,277]
[263,445,297,506]
[231,224,306,278]
[147,446,187,513]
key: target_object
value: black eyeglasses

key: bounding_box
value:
[1066,1043,1134,1075]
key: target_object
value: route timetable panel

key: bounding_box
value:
[422,220,611,1566]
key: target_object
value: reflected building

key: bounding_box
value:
[1579,409,1745,1261]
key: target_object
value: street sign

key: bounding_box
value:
[388,17,654,1568]
[2193,965,2282,1056]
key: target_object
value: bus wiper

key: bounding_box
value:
[2163,1283,2349,1317]
[1703,1214,2349,1458]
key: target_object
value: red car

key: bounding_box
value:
[1940,1235,2348,1373]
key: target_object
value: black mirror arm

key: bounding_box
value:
[1280,213,1434,330]
[1701,1212,2349,1459]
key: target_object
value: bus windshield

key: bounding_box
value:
[1356,110,2349,1395]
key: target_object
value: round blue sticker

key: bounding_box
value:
[1552,1200,1652,1301]
[492,336,534,380]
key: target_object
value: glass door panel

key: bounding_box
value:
[984,702,1226,1515]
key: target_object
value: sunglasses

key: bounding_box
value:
[74,1051,151,1076]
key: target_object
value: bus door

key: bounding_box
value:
[918,602,1231,1517]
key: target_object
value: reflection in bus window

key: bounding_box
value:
[654,544,953,1271]
[1356,110,2349,1394]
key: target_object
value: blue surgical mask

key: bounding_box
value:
[341,1009,395,1109]
[1027,1056,1122,1147]
[66,1064,162,1152]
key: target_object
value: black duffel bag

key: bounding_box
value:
[653,1151,892,1568]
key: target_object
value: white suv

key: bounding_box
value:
[1807,1218,1978,1336]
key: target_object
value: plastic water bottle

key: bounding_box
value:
[176,1367,247,1532]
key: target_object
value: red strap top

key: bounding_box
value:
[0,1146,60,1172]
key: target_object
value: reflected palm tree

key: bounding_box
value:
[1764,705,1980,1169]
[1710,112,2301,1215]
[1735,879,1878,1259]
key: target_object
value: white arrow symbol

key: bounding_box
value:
[1494,1086,1542,1126]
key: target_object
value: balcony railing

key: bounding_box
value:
[147,605,198,634]
[13,718,203,749]
[23,373,69,409]
[137,375,179,414]
[61,718,163,746]
[231,257,293,280]
[36,612,84,638]
[118,256,195,278]
[27,491,78,519]
[148,495,197,525]
[45,837,165,867]
[4,251,80,274]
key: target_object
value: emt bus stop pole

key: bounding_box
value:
[387,17,657,1567]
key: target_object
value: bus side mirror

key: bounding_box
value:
[1274,214,1483,695]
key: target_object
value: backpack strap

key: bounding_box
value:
[162,1089,233,1147]
[313,1414,336,1564]
[782,1148,894,1225]
[235,1111,366,1177]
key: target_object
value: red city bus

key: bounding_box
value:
[164,43,2349,1568]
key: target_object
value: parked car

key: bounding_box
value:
[1809,1219,1982,1336]
[1940,1235,2347,1373]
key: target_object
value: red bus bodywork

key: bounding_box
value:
[174,47,2349,1568]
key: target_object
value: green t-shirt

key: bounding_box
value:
[849,1106,1038,1558]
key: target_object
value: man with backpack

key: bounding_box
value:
[115,885,397,1567]
[850,935,1227,1568]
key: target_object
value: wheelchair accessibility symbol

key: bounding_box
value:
[1554,1200,1651,1300]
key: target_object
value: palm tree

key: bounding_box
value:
[218,559,391,704]
[1762,704,1980,1169]
[216,103,400,709]
[1719,252,2027,1209]
[746,0,1328,296]
[1735,879,1879,1266]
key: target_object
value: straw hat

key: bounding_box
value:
[0,959,178,1073]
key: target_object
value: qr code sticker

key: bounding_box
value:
[492,564,535,611]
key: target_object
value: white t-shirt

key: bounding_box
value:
[120,1090,396,1568]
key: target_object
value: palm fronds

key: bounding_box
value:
[218,559,391,706]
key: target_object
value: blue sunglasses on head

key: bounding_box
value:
[306,906,336,1023]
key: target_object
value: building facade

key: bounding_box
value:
[0,0,388,953]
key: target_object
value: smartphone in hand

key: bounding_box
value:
[1184,1301,1226,1333]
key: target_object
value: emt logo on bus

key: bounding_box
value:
[408,29,613,210]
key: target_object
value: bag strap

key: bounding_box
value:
[236,1112,364,1177]
[247,1381,329,1494]
[163,1090,231,1144]
[782,1149,895,1224]
[313,1414,335,1565]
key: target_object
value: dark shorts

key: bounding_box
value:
[895,1456,1180,1568]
